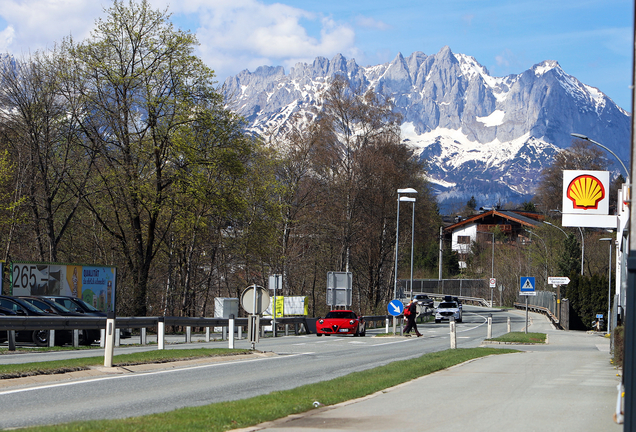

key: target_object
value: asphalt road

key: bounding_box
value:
[0,306,525,429]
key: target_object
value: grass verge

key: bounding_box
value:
[0,348,252,379]
[486,332,546,344]
[20,347,517,432]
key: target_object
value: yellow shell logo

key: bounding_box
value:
[567,175,605,209]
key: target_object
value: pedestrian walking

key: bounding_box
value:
[403,299,422,337]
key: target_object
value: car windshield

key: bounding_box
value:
[74,298,101,312]
[438,302,457,308]
[325,311,356,319]
[414,295,428,300]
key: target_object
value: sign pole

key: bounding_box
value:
[525,295,529,334]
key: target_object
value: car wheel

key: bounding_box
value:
[435,319,440,323]
[316,333,323,337]
[32,330,49,347]
[353,328,359,337]
[360,327,366,337]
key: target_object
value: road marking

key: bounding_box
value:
[0,352,315,396]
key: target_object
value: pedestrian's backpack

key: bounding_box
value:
[404,306,412,317]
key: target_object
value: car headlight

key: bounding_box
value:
[349,320,355,325]
[319,319,324,324]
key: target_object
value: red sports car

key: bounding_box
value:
[316,310,366,336]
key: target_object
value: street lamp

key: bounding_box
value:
[545,221,584,275]
[477,230,495,306]
[600,237,614,335]
[545,220,584,275]
[400,196,416,300]
[393,188,417,334]
[571,133,630,182]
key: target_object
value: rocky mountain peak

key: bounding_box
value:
[223,47,630,211]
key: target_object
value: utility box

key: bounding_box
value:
[327,272,352,307]
[214,298,239,331]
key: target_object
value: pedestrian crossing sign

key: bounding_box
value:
[520,277,535,292]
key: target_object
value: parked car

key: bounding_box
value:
[18,296,100,345]
[0,305,16,316]
[316,310,366,337]
[0,295,66,346]
[38,295,131,338]
[435,301,462,323]
[443,295,462,310]
[413,294,434,309]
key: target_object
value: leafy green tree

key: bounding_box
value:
[0,53,92,262]
[62,0,252,316]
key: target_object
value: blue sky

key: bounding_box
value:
[0,0,632,110]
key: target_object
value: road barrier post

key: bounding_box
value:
[158,317,165,350]
[48,330,55,348]
[228,315,235,349]
[507,316,511,333]
[222,326,227,340]
[186,326,191,343]
[285,324,289,336]
[450,317,456,349]
[141,328,147,345]
[115,328,120,347]
[385,317,389,334]
[73,329,79,348]
[104,312,116,367]
[100,329,105,348]
[8,330,15,351]
[238,325,242,340]
[487,314,492,339]
[205,327,210,342]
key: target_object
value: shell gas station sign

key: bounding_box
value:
[562,170,616,228]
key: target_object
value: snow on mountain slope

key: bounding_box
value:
[223,46,630,210]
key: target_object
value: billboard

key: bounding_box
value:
[561,170,617,228]
[10,261,116,312]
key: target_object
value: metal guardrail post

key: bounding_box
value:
[48,330,55,347]
[115,328,120,347]
[104,312,116,368]
[73,329,79,348]
[228,315,235,349]
[157,317,165,350]
[141,328,147,345]
[186,326,191,343]
[8,330,15,351]
[205,327,210,342]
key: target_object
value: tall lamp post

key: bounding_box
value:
[571,133,630,182]
[600,237,614,335]
[545,218,585,275]
[393,188,417,334]
[401,197,416,300]
[477,231,495,306]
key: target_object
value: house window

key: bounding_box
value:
[457,236,471,244]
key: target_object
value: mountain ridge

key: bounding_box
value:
[224,46,631,211]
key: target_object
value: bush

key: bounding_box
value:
[614,325,624,369]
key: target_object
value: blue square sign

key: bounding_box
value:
[520,277,535,292]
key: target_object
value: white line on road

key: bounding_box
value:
[0,352,315,396]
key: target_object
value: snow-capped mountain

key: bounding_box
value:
[223,46,631,211]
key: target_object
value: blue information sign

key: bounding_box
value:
[520,277,536,292]
[388,299,404,316]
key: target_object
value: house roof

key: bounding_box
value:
[443,210,543,234]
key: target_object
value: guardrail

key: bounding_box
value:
[416,292,492,307]
[514,302,561,329]
[0,315,386,351]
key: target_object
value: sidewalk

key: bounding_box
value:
[240,311,622,432]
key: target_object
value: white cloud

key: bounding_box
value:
[0,1,103,55]
[0,0,360,80]
[355,16,390,31]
